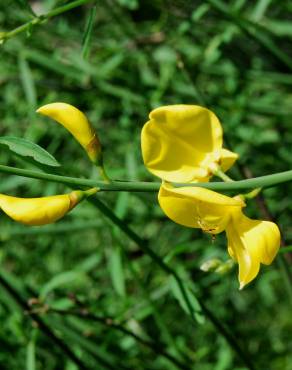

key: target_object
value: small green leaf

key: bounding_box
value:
[15,0,37,16]
[82,4,97,60]
[26,329,38,370]
[18,55,37,110]
[170,276,204,324]
[0,136,60,167]
[108,246,126,297]
[39,271,88,300]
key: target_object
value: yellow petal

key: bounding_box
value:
[0,188,97,226]
[226,210,280,288]
[37,102,101,163]
[0,193,71,226]
[158,183,244,233]
[219,148,238,172]
[141,105,223,182]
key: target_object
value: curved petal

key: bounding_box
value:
[226,210,280,288]
[0,193,71,226]
[158,183,243,233]
[0,188,97,226]
[141,105,223,182]
[37,102,101,162]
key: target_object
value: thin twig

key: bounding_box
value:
[0,164,292,192]
[0,0,94,44]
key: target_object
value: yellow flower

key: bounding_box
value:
[141,105,238,183]
[0,188,97,226]
[37,102,101,164]
[158,183,280,288]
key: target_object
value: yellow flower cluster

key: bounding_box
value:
[0,101,280,288]
[141,105,280,289]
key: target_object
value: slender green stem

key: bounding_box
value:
[277,251,292,303]
[88,197,175,274]
[0,0,94,44]
[240,187,262,200]
[126,261,187,364]
[0,164,157,191]
[215,168,261,200]
[97,166,111,183]
[214,168,234,182]
[95,160,111,183]
[279,246,292,254]
[1,165,292,192]
[276,256,292,304]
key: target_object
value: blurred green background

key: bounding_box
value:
[0,0,292,369]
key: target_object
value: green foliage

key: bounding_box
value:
[0,136,60,167]
[0,0,292,369]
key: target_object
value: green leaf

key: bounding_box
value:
[108,246,126,297]
[26,329,38,370]
[15,0,36,16]
[18,55,37,110]
[39,271,88,300]
[170,276,204,324]
[0,136,60,167]
[82,4,97,59]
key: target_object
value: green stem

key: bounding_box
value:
[279,246,292,254]
[214,168,263,199]
[276,256,292,304]
[280,253,292,303]
[241,187,262,200]
[214,168,234,182]
[126,261,187,364]
[1,165,292,192]
[96,162,111,183]
[0,0,94,44]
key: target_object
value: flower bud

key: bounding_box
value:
[214,259,235,275]
[0,188,98,226]
[200,258,222,272]
[37,103,102,165]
